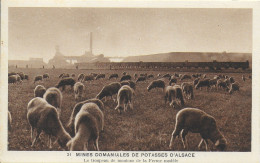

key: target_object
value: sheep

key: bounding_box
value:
[43,73,50,80]
[169,108,227,151]
[120,80,136,90]
[83,75,95,82]
[34,85,46,98]
[115,85,134,114]
[213,75,220,80]
[216,79,228,91]
[122,72,127,75]
[67,98,104,137]
[74,82,85,101]
[180,74,192,81]
[8,111,12,131]
[120,75,132,82]
[62,74,70,78]
[91,73,98,77]
[147,74,154,79]
[56,78,76,91]
[209,79,218,89]
[242,75,246,82]
[181,82,194,100]
[95,74,105,80]
[228,82,239,94]
[164,85,184,108]
[16,74,22,83]
[202,74,207,79]
[17,72,25,80]
[136,76,146,83]
[229,77,235,84]
[162,73,171,79]
[78,73,85,82]
[8,75,17,84]
[193,78,200,86]
[34,75,43,84]
[169,78,177,86]
[8,72,17,76]
[71,74,76,77]
[24,74,29,80]
[27,97,71,149]
[109,73,119,80]
[140,73,147,77]
[195,79,210,91]
[43,87,63,117]
[147,79,165,92]
[66,102,104,151]
[96,82,121,101]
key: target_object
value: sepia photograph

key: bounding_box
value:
[1,0,260,163]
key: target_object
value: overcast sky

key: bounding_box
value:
[8,8,252,62]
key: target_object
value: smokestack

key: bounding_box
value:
[90,32,92,55]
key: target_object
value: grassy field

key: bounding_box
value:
[7,68,251,151]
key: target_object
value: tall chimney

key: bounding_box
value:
[90,32,92,55]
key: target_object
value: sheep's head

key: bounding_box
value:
[57,133,72,150]
[215,137,227,151]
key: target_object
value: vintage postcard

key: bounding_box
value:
[1,0,260,163]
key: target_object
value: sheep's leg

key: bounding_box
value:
[31,130,41,147]
[181,129,188,149]
[83,142,88,151]
[204,139,209,151]
[48,135,53,149]
[124,103,127,112]
[198,139,204,149]
[94,138,100,151]
[169,128,182,149]
[30,127,35,142]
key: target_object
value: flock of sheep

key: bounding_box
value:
[8,70,250,151]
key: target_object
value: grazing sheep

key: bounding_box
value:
[78,73,85,82]
[24,74,29,80]
[109,73,119,80]
[209,79,218,89]
[136,76,146,83]
[181,82,194,100]
[147,79,165,92]
[62,74,70,78]
[229,77,235,84]
[242,75,246,82]
[8,75,17,84]
[95,74,105,80]
[195,79,210,91]
[66,102,104,151]
[27,97,71,149]
[16,75,22,83]
[34,75,43,84]
[96,82,121,101]
[74,82,85,101]
[34,85,46,98]
[193,78,200,86]
[120,75,132,82]
[134,73,138,79]
[120,80,136,90]
[169,108,227,151]
[67,98,104,137]
[216,79,228,91]
[43,87,63,117]
[43,73,50,80]
[8,111,12,131]
[56,78,76,91]
[115,85,134,114]
[147,74,154,79]
[91,73,98,77]
[59,73,65,78]
[164,85,184,108]
[17,72,25,80]
[84,75,95,82]
[169,78,177,86]
[8,72,17,76]
[180,74,192,81]
[140,73,147,77]
[162,73,171,79]
[228,82,239,94]
[71,74,76,77]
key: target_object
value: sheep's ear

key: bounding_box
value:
[215,140,220,146]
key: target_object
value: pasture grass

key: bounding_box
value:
[8,68,251,151]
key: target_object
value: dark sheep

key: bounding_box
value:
[216,79,228,91]
[24,74,29,80]
[162,74,171,79]
[147,79,165,92]
[83,75,95,82]
[180,74,192,81]
[109,73,119,80]
[195,79,210,90]
[95,74,106,80]
[77,73,85,82]
[34,75,43,84]
[8,75,17,84]
[120,75,132,82]
[147,74,154,79]
[17,72,25,80]
[56,78,76,91]
[120,80,136,90]
[43,73,50,80]
[169,108,227,151]
[136,76,146,83]
[34,85,46,98]
[91,73,98,77]
[96,82,122,101]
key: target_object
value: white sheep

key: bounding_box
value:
[27,97,71,149]
[115,85,134,114]
[34,85,46,98]
[169,108,227,151]
[164,85,185,108]
[74,82,85,101]
[43,87,62,117]
[66,102,104,151]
